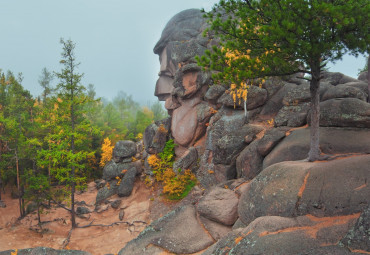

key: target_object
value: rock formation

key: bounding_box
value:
[95,140,142,204]
[130,8,370,254]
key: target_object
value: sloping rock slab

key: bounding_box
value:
[235,141,263,180]
[197,187,239,226]
[239,156,370,226]
[0,247,90,255]
[263,127,370,169]
[118,205,214,254]
[202,214,357,255]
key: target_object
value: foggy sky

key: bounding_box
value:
[0,0,366,105]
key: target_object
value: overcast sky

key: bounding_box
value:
[0,0,367,105]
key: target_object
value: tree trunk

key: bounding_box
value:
[70,80,76,229]
[308,65,321,161]
[15,152,24,218]
[37,203,41,225]
[0,177,2,200]
[367,56,369,103]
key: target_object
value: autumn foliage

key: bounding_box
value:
[147,140,197,200]
[100,137,114,167]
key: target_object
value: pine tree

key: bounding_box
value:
[199,0,370,161]
[50,38,96,228]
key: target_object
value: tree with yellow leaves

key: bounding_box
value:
[100,137,113,167]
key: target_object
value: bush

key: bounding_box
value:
[147,140,197,200]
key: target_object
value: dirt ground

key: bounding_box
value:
[0,180,153,255]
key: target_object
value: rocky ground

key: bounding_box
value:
[0,180,152,255]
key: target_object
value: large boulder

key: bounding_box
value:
[207,110,262,165]
[322,83,367,101]
[204,84,227,103]
[117,167,137,197]
[239,155,370,226]
[102,161,139,181]
[263,127,370,168]
[321,71,359,85]
[197,187,239,226]
[316,98,370,128]
[112,140,137,163]
[118,205,214,254]
[274,103,310,127]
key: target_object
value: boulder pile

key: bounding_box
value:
[122,9,370,254]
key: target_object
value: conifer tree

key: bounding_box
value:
[49,38,96,228]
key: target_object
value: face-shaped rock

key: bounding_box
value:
[153,9,213,156]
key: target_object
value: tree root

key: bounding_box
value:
[77,219,147,233]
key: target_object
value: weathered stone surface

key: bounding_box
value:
[239,156,370,226]
[102,161,136,181]
[117,167,137,197]
[340,206,370,252]
[260,82,297,115]
[197,187,239,226]
[205,84,226,103]
[322,83,367,101]
[110,199,122,209]
[199,216,232,241]
[119,208,125,221]
[173,64,211,99]
[76,206,90,215]
[274,103,310,127]
[143,117,171,154]
[112,140,137,163]
[358,71,368,81]
[153,9,205,55]
[203,214,356,255]
[282,82,311,105]
[0,200,6,208]
[322,71,359,85]
[263,127,370,169]
[257,127,287,156]
[95,180,118,204]
[197,153,237,188]
[171,99,212,149]
[206,110,260,166]
[118,205,214,254]
[173,146,198,171]
[317,98,370,128]
[0,247,91,255]
[236,141,263,180]
[262,78,286,99]
[217,85,268,110]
